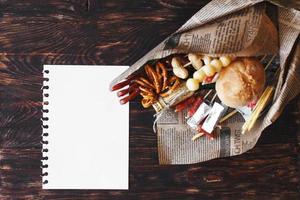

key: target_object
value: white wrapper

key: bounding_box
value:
[202,102,227,134]
[187,102,212,129]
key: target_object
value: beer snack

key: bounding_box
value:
[187,101,212,129]
[201,102,227,134]
[216,58,266,108]
[110,0,300,165]
[111,54,270,140]
[111,62,181,108]
[112,54,235,108]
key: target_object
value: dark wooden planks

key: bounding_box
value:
[0,139,299,199]
[0,95,299,199]
[0,0,206,65]
[0,0,299,199]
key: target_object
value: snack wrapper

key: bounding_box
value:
[187,102,212,130]
[202,102,227,134]
[110,0,300,164]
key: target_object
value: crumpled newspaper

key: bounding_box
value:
[110,0,300,165]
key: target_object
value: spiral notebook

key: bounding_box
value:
[42,65,129,189]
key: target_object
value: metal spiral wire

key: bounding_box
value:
[41,69,50,185]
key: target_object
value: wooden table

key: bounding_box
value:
[0,0,299,199]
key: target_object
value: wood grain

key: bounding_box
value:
[0,0,299,199]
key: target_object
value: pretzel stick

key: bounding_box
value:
[159,76,180,97]
[260,55,267,62]
[141,97,156,108]
[264,55,276,70]
[134,77,155,89]
[192,132,205,141]
[242,86,273,133]
[131,63,181,108]
[156,62,168,91]
[243,90,269,132]
[144,64,154,82]
[139,86,156,98]
[145,64,161,93]
[219,110,238,123]
[246,87,274,131]
[242,88,269,131]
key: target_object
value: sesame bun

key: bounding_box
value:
[216,58,265,108]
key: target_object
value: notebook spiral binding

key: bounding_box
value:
[41,69,50,185]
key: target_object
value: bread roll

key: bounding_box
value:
[216,58,265,108]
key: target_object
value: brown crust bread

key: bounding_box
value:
[216,57,265,108]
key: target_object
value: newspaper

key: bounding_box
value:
[110,0,300,164]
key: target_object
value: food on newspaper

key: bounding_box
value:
[216,58,266,108]
[107,0,300,165]
[111,54,276,140]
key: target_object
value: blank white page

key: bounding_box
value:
[42,65,129,189]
